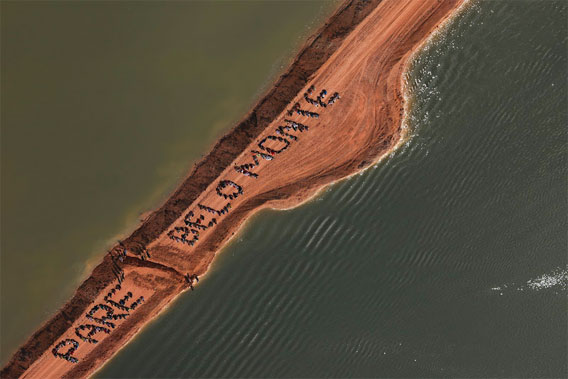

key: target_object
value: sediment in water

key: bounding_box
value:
[1,1,465,377]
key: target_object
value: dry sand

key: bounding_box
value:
[2,0,465,377]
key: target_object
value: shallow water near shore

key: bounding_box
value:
[0,0,338,364]
[97,1,567,377]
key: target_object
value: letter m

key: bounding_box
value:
[233,150,273,179]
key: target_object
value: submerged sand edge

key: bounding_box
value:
[2,1,467,377]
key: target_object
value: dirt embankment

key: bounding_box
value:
[2,0,465,377]
[123,0,385,248]
[1,1,383,377]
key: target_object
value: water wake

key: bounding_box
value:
[492,266,568,294]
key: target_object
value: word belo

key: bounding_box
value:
[51,85,340,365]
[51,282,145,364]
[166,85,340,247]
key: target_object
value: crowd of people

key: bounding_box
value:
[304,87,329,108]
[51,273,148,364]
[167,201,232,244]
[258,135,290,155]
[184,212,209,231]
[198,203,225,218]
[187,210,223,229]
[130,296,144,311]
[167,226,195,245]
[303,85,340,107]
[276,125,299,141]
[234,149,279,178]
[86,304,117,328]
[101,283,145,313]
[103,283,122,302]
[52,339,79,363]
[184,273,199,290]
[284,119,309,132]
[251,149,274,162]
[234,162,259,178]
[288,102,320,118]
[106,290,133,312]
[276,119,309,140]
[216,180,243,200]
[327,92,340,105]
[75,324,110,344]
[165,85,341,251]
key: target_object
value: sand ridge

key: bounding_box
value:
[2,0,464,377]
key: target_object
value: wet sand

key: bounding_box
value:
[2,0,464,377]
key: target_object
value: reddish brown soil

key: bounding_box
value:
[1,0,465,377]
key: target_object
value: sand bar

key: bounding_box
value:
[2,0,464,377]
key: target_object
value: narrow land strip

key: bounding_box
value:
[2,0,465,377]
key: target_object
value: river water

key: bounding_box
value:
[0,0,337,365]
[97,1,567,377]
[2,0,566,377]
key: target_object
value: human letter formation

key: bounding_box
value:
[51,85,340,365]
[165,85,340,250]
[51,280,145,363]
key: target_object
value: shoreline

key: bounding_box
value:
[2,1,466,377]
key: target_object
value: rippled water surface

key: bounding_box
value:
[98,1,567,377]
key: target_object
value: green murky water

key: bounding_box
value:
[0,0,338,365]
[2,1,566,377]
[98,1,567,377]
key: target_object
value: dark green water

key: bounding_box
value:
[96,1,567,377]
[0,0,338,365]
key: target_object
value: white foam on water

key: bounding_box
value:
[525,267,568,291]
[491,266,568,294]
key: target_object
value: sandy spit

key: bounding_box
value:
[2,1,467,377]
